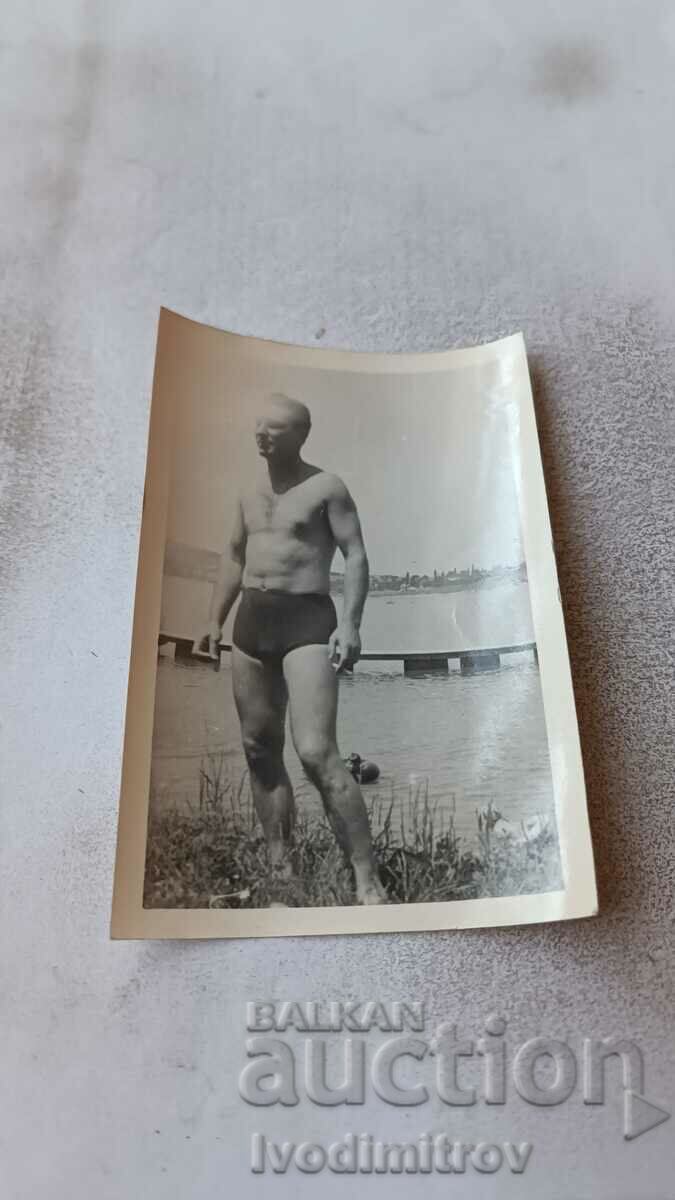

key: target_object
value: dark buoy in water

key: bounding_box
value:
[345,753,380,784]
[359,760,380,784]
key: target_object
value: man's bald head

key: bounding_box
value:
[266,393,311,437]
[255,393,311,462]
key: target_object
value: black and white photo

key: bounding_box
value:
[112,310,597,937]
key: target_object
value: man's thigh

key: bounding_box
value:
[231,646,287,741]
[283,644,339,748]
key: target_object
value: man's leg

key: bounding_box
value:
[231,646,294,877]
[283,645,386,905]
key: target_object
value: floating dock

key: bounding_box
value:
[159,634,538,675]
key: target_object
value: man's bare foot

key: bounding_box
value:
[268,861,300,908]
[268,849,293,878]
[355,875,387,905]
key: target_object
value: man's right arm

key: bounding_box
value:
[194,500,246,658]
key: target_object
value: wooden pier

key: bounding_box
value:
[159,634,538,675]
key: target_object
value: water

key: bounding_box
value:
[151,579,557,847]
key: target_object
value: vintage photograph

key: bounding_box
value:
[111,311,597,937]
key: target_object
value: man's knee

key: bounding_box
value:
[296,736,337,780]
[242,730,283,771]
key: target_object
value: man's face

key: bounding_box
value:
[255,404,304,461]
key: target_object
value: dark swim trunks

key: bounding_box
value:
[232,588,338,662]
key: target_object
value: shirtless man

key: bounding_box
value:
[194,393,385,906]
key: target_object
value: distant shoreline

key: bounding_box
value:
[163,542,527,594]
[333,577,524,599]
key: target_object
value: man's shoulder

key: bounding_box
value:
[314,470,351,502]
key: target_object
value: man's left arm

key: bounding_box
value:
[326,478,369,672]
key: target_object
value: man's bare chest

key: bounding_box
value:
[243,485,329,539]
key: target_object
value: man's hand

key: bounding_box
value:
[329,624,362,673]
[192,621,222,662]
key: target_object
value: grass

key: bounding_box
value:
[143,754,563,909]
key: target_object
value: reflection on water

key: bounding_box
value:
[151,650,557,847]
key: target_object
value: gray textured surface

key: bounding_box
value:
[0,2,673,1197]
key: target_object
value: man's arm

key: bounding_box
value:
[326,478,369,671]
[194,500,246,659]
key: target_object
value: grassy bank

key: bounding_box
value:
[143,755,562,909]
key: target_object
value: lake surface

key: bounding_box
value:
[151,579,558,850]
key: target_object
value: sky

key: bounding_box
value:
[165,325,525,577]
